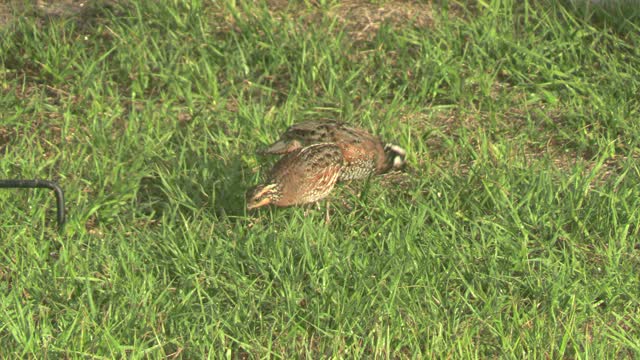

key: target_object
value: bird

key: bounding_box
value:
[247,142,344,222]
[259,120,406,181]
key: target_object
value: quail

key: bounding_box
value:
[247,143,344,222]
[261,120,406,181]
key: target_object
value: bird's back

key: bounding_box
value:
[263,119,403,180]
[267,143,344,206]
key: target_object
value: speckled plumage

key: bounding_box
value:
[247,143,344,210]
[261,120,405,181]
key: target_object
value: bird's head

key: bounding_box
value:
[383,143,407,171]
[246,183,281,210]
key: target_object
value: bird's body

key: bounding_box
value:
[247,143,344,210]
[261,120,405,181]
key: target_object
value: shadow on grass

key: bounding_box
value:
[563,0,640,33]
[136,152,252,223]
[137,158,250,222]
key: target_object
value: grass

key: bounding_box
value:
[1,0,639,357]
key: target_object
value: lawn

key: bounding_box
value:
[1,0,639,357]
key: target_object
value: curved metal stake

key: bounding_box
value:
[0,179,65,231]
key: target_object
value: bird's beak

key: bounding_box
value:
[247,197,271,210]
[246,184,278,209]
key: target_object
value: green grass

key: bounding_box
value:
[1,0,640,357]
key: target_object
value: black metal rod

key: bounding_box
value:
[0,179,65,231]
